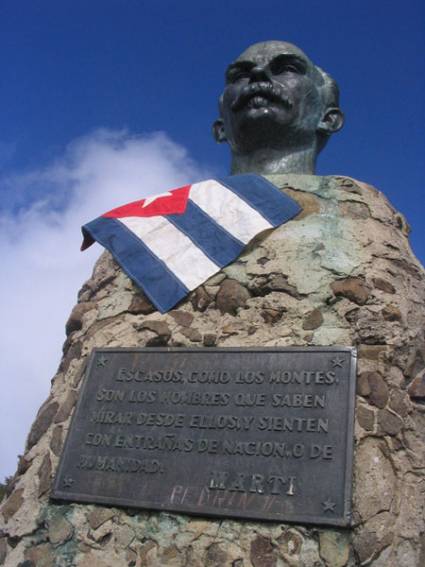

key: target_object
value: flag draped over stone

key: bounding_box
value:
[81,174,301,312]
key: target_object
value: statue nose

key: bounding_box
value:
[250,65,270,82]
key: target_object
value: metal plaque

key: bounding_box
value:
[52,347,356,526]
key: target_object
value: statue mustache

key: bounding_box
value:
[231,82,293,112]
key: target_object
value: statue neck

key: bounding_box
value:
[230,147,317,175]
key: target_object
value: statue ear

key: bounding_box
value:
[317,107,344,135]
[212,119,227,143]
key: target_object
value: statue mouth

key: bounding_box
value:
[231,82,292,112]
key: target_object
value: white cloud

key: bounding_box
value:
[0,129,209,479]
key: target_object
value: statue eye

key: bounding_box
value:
[227,69,249,83]
[270,58,302,75]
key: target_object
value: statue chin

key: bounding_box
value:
[230,120,317,158]
[229,103,294,141]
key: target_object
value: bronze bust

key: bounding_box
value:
[213,41,344,175]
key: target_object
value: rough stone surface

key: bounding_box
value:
[23,543,55,567]
[48,515,73,545]
[302,307,323,330]
[216,278,251,314]
[203,333,217,347]
[377,409,404,436]
[389,390,411,417]
[37,453,52,497]
[54,390,78,423]
[260,307,284,324]
[408,369,425,399]
[137,320,171,345]
[66,302,96,335]
[1,489,24,523]
[331,277,371,305]
[250,535,276,567]
[1,175,424,567]
[49,425,63,457]
[170,310,194,327]
[266,273,303,298]
[0,536,7,564]
[180,326,202,342]
[26,401,59,450]
[60,341,82,374]
[354,438,396,523]
[359,371,389,408]
[381,304,402,322]
[127,293,155,315]
[190,286,212,311]
[357,404,375,431]
[16,456,32,477]
[372,277,396,294]
[353,511,394,563]
[319,531,350,567]
[87,507,116,530]
[357,372,371,396]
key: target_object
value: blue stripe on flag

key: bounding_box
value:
[82,217,188,313]
[167,200,244,267]
[218,174,301,226]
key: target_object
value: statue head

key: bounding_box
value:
[213,41,344,175]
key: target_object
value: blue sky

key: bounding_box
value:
[1,0,424,242]
[0,0,424,478]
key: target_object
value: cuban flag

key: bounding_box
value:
[81,174,301,313]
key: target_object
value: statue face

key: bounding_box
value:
[216,41,326,153]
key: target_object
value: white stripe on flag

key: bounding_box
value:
[189,179,273,244]
[118,216,220,290]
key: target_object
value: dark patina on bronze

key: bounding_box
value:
[52,347,356,527]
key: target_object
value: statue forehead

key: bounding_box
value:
[233,41,314,67]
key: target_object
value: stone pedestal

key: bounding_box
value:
[1,175,424,566]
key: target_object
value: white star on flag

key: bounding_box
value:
[142,191,173,208]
